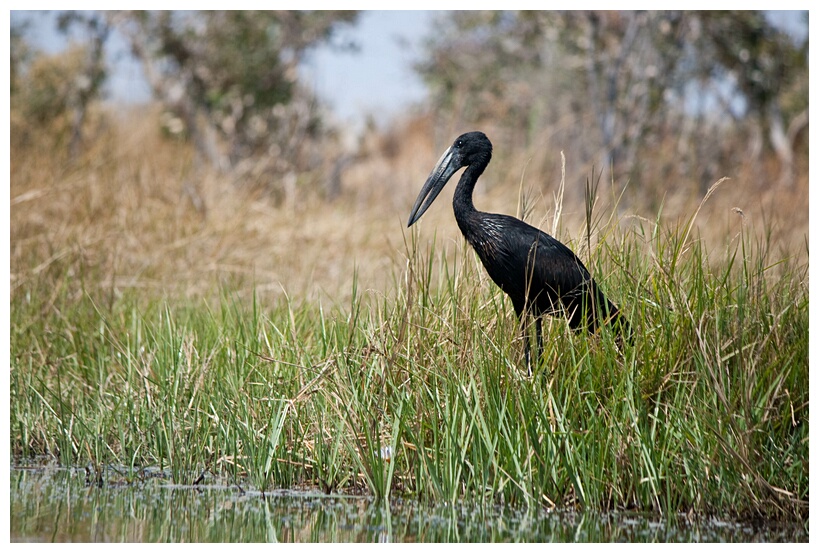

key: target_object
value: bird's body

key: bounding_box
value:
[408,131,629,370]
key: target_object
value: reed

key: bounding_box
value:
[10,108,808,521]
[10,202,808,520]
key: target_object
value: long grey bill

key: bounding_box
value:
[407,147,457,227]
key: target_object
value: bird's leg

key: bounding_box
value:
[535,317,543,367]
[523,338,532,377]
[520,316,532,377]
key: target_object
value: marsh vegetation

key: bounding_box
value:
[10,10,808,534]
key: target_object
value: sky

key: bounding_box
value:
[11,10,436,133]
[302,11,435,127]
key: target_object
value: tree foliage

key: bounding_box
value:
[109,10,359,179]
[11,12,110,157]
[417,11,808,192]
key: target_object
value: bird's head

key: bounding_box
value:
[407,131,492,227]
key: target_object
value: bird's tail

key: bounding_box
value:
[607,305,633,346]
[589,284,633,345]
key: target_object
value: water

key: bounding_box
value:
[9,464,807,542]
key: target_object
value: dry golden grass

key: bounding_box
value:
[11,104,808,309]
[11,107,409,307]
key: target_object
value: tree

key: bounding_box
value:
[416,12,696,188]
[416,10,808,194]
[109,11,359,177]
[56,12,111,158]
[694,11,808,186]
[11,12,110,158]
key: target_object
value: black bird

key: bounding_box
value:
[407,131,630,371]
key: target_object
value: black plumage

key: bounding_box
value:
[407,131,630,371]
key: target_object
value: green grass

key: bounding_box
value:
[9,210,808,522]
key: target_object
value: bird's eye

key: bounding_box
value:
[455,140,463,148]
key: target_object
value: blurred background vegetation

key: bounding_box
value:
[10,10,809,304]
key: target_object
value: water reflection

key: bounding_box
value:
[9,466,807,542]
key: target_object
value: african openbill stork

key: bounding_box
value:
[407,131,630,371]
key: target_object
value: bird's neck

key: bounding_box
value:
[452,163,487,240]
[452,163,484,217]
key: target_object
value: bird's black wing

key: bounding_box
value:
[468,214,587,314]
[474,213,622,331]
